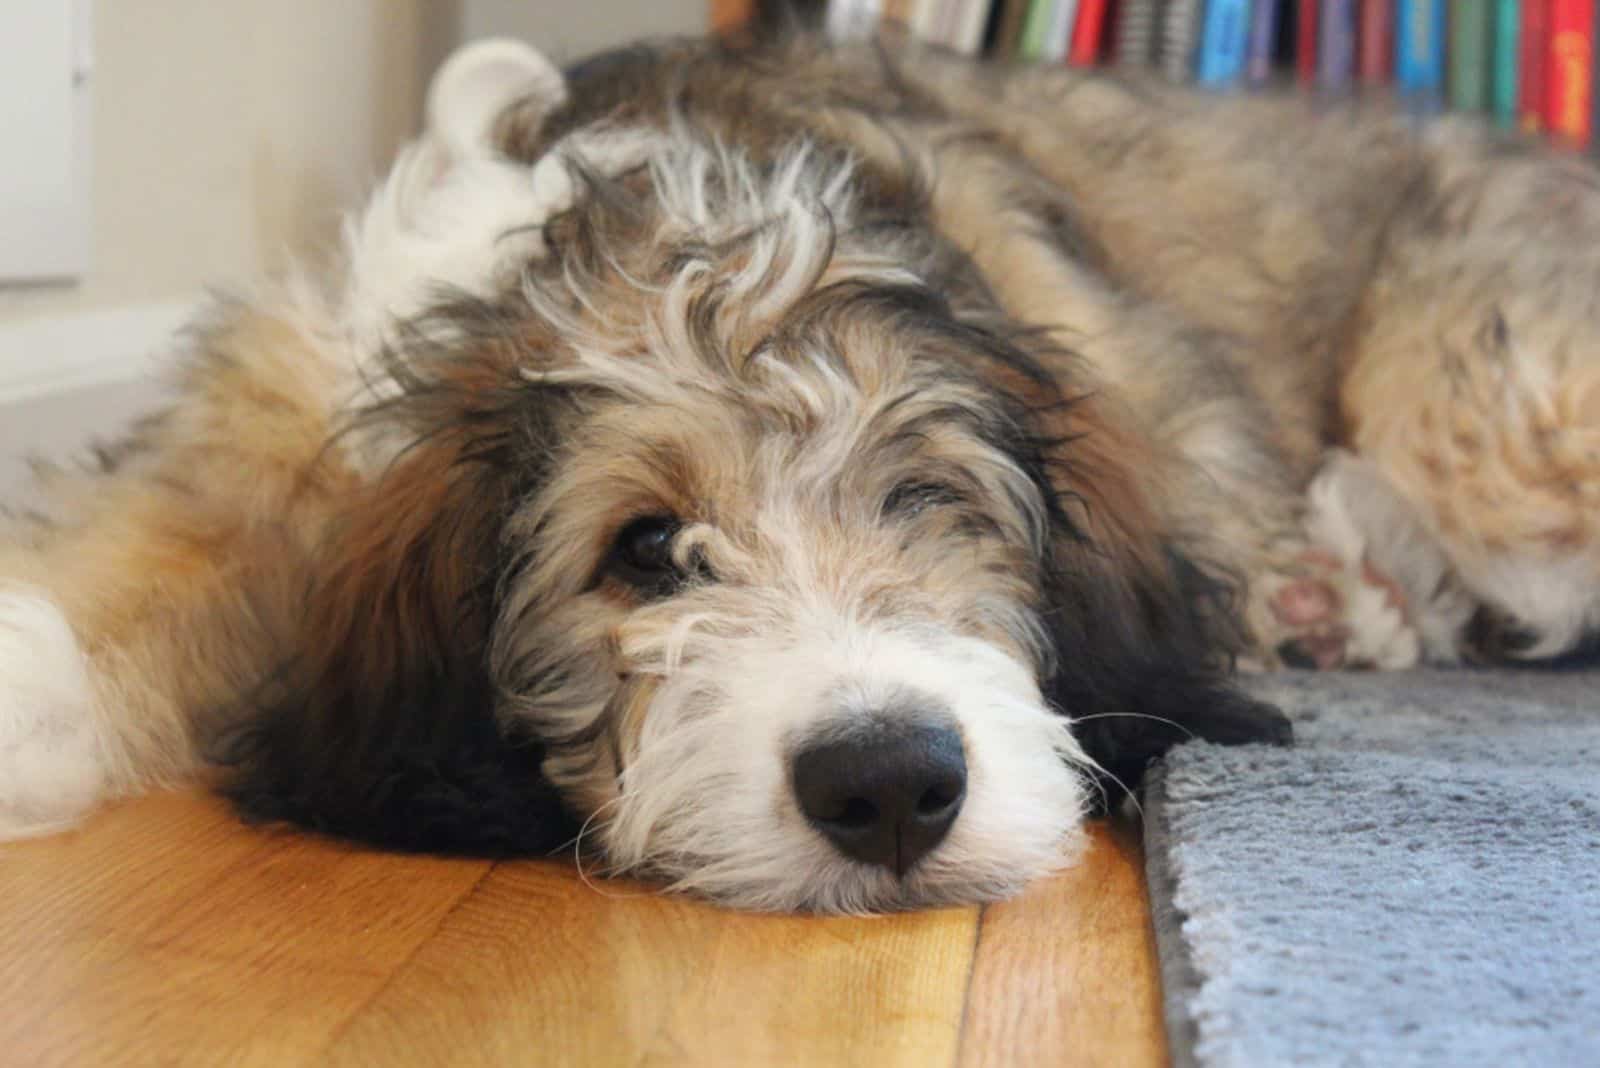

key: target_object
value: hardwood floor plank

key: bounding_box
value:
[323,861,982,1067]
[0,792,491,1067]
[0,792,1168,1066]
[957,819,1170,1068]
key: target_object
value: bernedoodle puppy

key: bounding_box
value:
[1,30,1595,911]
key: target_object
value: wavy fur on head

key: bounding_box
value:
[18,29,1598,911]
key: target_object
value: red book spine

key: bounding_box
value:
[1547,0,1595,147]
[1069,0,1113,65]
[1298,0,1321,84]
[1357,0,1394,85]
[1521,0,1552,132]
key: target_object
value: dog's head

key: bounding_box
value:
[227,40,1286,912]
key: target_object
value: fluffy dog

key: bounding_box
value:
[1,31,1596,912]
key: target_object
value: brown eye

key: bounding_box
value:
[607,516,684,595]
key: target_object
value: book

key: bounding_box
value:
[1115,0,1167,67]
[1018,0,1060,57]
[1248,0,1285,84]
[1297,0,1319,84]
[1450,0,1494,112]
[1357,0,1394,85]
[1162,0,1205,79]
[1547,0,1595,147]
[882,0,916,28]
[993,0,1037,55]
[1520,0,1551,131]
[1198,0,1253,85]
[1395,0,1446,103]
[911,0,950,44]
[1318,0,1357,90]
[931,0,964,45]
[952,0,1000,51]
[1043,0,1084,59]
[1069,0,1114,64]
[1493,0,1522,126]
[826,0,869,37]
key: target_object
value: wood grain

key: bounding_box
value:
[324,863,979,1066]
[0,792,491,1067]
[958,819,1170,1068]
[0,792,1166,1067]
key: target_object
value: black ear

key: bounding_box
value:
[221,352,580,857]
[1044,543,1293,812]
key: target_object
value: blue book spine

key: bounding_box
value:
[1395,0,1446,99]
[1247,0,1283,82]
[1318,0,1357,89]
[1492,0,1520,127]
[1197,0,1254,85]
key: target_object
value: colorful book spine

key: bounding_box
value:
[1018,0,1060,58]
[953,0,1001,53]
[1297,0,1320,84]
[994,0,1037,57]
[1493,0,1522,126]
[1450,0,1494,112]
[1521,0,1551,131]
[1161,0,1205,79]
[1043,0,1083,59]
[1547,0,1595,147]
[1069,0,1114,64]
[1115,0,1165,67]
[1395,0,1446,102]
[1357,0,1394,85]
[1198,0,1254,85]
[1248,0,1285,84]
[1318,0,1357,89]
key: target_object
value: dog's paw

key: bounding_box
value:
[0,589,108,840]
[1258,550,1421,670]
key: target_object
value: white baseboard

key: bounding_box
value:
[0,297,198,406]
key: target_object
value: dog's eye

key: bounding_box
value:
[607,515,685,594]
[882,480,964,519]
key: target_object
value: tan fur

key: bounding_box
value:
[0,308,357,792]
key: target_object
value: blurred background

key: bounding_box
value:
[0,1,710,494]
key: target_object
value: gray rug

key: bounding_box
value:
[1143,669,1600,1067]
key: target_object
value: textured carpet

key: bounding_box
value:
[1143,668,1600,1067]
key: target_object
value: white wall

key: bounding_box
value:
[0,1,429,326]
[0,0,710,486]
[0,0,709,329]
[0,0,710,505]
[453,0,707,62]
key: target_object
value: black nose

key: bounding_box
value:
[791,723,967,876]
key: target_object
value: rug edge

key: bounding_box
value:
[1141,767,1205,1068]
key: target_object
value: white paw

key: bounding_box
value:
[1253,551,1421,671]
[1260,456,1426,671]
[0,589,108,840]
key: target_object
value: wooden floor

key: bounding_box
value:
[0,791,1168,1067]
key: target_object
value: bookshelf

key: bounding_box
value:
[713,0,1598,151]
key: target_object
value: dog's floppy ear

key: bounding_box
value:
[1027,398,1292,808]
[426,38,567,162]
[224,345,579,856]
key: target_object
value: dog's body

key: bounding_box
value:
[2,32,1596,911]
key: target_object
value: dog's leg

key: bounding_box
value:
[0,309,358,839]
[1339,123,1600,661]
